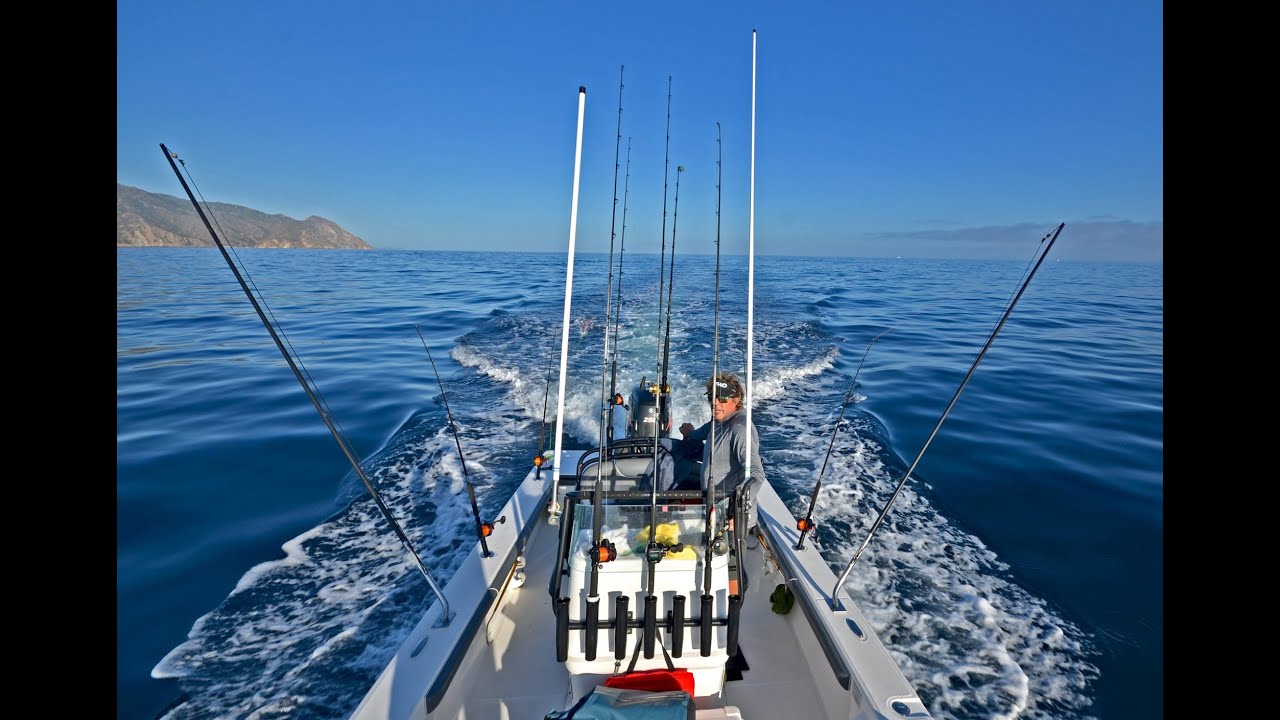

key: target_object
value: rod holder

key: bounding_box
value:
[614,596,630,660]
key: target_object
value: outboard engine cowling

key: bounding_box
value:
[627,376,670,439]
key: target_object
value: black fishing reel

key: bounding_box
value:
[644,541,685,563]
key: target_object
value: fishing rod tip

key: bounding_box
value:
[579,86,586,94]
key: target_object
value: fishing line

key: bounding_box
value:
[829,223,1065,605]
[416,327,503,558]
[158,143,454,626]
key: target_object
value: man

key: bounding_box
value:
[678,372,765,533]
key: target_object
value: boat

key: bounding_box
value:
[339,32,934,720]
[158,29,1060,720]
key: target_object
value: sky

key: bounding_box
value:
[117,1,1163,262]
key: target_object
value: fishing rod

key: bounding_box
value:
[641,77,675,661]
[743,28,758,517]
[533,358,553,479]
[584,65,626,662]
[700,123,725,655]
[797,242,1021,551]
[550,84,588,610]
[648,76,674,426]
[658,164,684,432]
[722,29,758,659]
[794,328,892,551]
[550,86,587,491]
[158,143,454,626]
[830,222,1065,607]
[415,327,504,558]
[550,87,588,661]
[606,137,633,443]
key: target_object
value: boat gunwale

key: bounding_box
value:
[351,460,565,718]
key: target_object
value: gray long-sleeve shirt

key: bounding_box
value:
[685,409,766,530]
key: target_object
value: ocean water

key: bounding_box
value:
[117,247,1162,720]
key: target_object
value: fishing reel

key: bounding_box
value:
[591,538,617,564]
[796,518,815,533]
[645,541,685,563]
[479,515,507,537]
[710,535,730,556]
[645,543,664,563]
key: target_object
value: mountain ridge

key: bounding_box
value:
[116,183,372,249]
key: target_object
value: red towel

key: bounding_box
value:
[603,668,695,695]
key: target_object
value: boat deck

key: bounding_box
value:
[439,487,833,719]
[351,463,928,719]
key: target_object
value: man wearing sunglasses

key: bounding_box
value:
[677,371,766,535]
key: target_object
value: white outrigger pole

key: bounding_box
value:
[745,30,757,489]
[552,87,588,489]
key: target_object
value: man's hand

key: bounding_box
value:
[679,422,694,437]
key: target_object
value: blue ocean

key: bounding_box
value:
[117,247,1162,719]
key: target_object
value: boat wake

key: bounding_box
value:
[760,366,1100,719]
[152,286,1099,719]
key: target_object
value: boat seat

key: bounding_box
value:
[577,456,661,492]
[576,438,677,493]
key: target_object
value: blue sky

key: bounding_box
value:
[117,1,1163,262]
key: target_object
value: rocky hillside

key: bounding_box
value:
[116,183,372,249]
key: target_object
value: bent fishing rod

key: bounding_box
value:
[584,65,626,662]
[416,327,505,558]
[830,222,1065,608]
[794,327,893,551]
[158,143,454,626]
